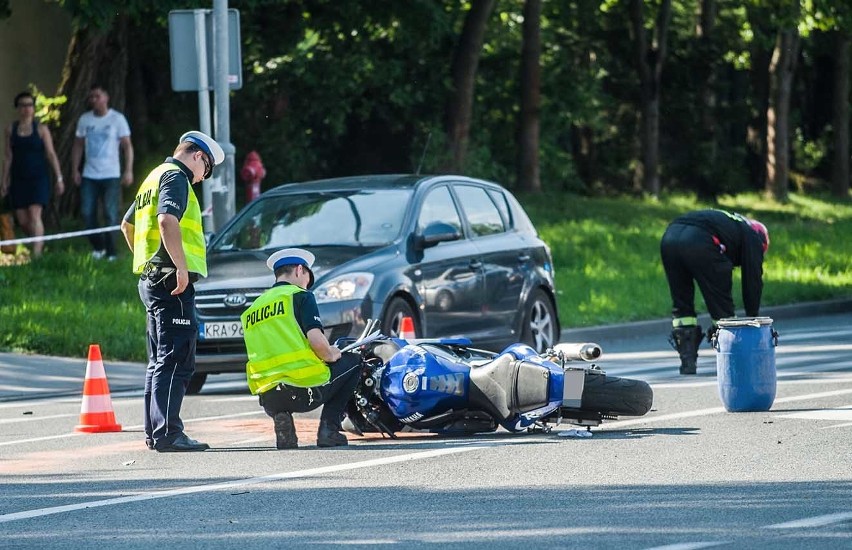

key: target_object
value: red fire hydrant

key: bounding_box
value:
[240,151,266,203]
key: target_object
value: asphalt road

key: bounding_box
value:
[0,308,850,549]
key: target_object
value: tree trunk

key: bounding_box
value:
[54,16,129,219]
[696,0,718,199]
[516,0,542,193]
[629,0,672,197]
[445,0,495,173]
[831,31,850,199]
[765,27,799,202]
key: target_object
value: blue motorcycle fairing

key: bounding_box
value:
[380,344,471,424]
[381,342,565,431]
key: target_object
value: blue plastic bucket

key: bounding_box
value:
[714,317,778,412]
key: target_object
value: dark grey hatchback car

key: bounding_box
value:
[190,174,560,393]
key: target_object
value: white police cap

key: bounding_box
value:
[267,248,316,288]
[266,247,315,271]
[179,130,225,166]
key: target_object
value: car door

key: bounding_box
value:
[452,184,527,343]
[411,185,485,338]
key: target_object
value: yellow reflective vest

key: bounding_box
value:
[241,284,330,395]
[132,162,207,276]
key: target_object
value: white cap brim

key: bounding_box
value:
[266,248,316,271]
[179,131,225,166]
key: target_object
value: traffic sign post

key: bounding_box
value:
[168,7,241,233]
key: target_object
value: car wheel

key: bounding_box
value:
[435,289,453,311]
[521,289,558,353]
[186,373,207,395]
[382,297,418,338]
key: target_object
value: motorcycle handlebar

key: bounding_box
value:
[550,342,602,362]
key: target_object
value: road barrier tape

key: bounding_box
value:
[0,225,120,247]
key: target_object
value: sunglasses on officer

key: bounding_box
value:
[197,150,213,180]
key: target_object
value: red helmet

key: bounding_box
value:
[748,219,769,253]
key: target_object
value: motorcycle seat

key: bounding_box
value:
[468,354,551,422]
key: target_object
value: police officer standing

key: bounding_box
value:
[660,209,770,375]
[120,131,223,451]
[241,248,361,449]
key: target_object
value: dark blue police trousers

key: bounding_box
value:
[137,273,197,448]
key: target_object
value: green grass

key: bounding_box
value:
[2,191,852,362]
[0,245,147,362]
[520,191,852,327]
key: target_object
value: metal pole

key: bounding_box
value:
[193,9,214,234]
[212,0,235,232]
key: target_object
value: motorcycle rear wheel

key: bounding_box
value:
[580,372,653,416]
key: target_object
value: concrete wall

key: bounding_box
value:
[0,0,71,113]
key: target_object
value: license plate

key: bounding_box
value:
[199,321,244,340]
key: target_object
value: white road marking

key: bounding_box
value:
[766,511,852,529]
[231,436,270,445]
[642,543,727,550]
[0,445,485,523]
[601,343,852,363]
[821,422,852,429]
[776,406,852,421]
[604,388,852,429]
[0,413,77,425]
[778,329,852,342]
[652,375,852,390]
[0,410,265,447]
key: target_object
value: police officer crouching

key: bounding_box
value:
[120,131,223,451]
[242,248,362,449]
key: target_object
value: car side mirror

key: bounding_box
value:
[416,221,462,249]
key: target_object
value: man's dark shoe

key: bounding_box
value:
[155,433,210,452]
[317,420,348,448]
[274,412,298,449]
[145,438,155,450]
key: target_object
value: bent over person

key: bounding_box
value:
[660,209,769,375]
[241,248,361,449]
[120,131,223,451]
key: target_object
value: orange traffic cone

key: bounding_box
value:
[75,344,122,433]
[399,316,416,341]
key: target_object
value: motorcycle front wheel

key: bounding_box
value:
[579,372,653,417]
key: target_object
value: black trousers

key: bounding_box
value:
[259,353,361,426]
[137,273,197,447]
[660,222,735,323]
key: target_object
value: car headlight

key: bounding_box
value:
[314,272,374,304]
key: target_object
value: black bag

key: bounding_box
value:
[260,383,325,413]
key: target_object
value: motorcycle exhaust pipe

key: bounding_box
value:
[552,342,602,362]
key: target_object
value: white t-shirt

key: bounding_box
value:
[75,109,131,179]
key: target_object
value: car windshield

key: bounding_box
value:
[211,189,412,251]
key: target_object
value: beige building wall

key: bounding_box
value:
[0,0,71,113]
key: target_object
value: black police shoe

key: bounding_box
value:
[155,433,210,452]
[317,421,348,448]
[274,412,298,449]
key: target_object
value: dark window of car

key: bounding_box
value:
[504,191,537,234]
[212,190,411,251]
[454,185,506,237]
[417,186,463,234]
[487,189,513,229]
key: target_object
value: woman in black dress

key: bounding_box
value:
[1,91,64,257]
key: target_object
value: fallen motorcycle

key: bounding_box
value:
[341,321,653,437]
